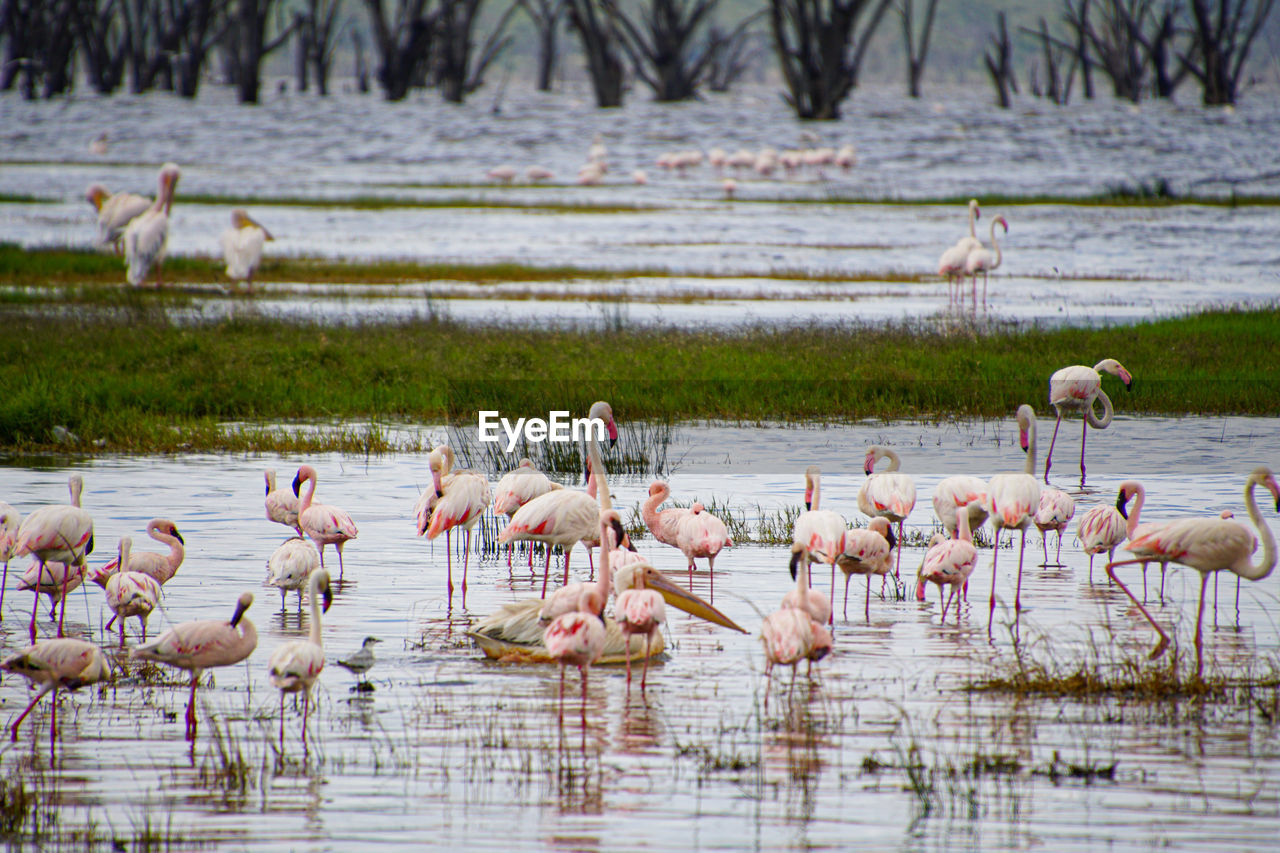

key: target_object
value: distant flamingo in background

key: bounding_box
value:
[492,458,561,569]
[835,517,895,621]
[984,404,1042,631]
[642,482,733,582]
[792,465,847,626]
[268,569,333,749]
[544,510,614,719]
[2,639,110,750]
[918,497,979,621]
[91,518,184,587]
[1035,487,1076,566]
[1044,358,1133,485]
[1077,484,1133,580]
[265,468,302,535]
[859,446,916,581]
[124,162,180,287]
[103,537,162,645]
[420,445,490,607]
[132,592,258,741]
[15,473,94,641]
[1106,467,1279,677]
[964,214,1007,306]
[0,502,21,612]
[266,536,320,611]
[293,464,358,580]
[932,475,988,540]
[937,199,981,303]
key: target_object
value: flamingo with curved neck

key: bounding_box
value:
[791,465,847,626]
[964,214,1007,306]
[984,404,1042,632]
[293,465,358,579]
[1044,358,1133,485]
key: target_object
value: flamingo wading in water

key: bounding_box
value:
[1044,358,1133,485]
[1076,484,1133,581]
[103,537,162,646]
[859,446,916,582]
[835,517,896,621]
[265,468,302,535]
[492,458,561,569]
[792,465,847,626]
[293,464,358,580]
[0,502,22,613]
[984,404,1042,631]
[266,536,320,612]
[2,639,110,749]
[267,569,333,748]
[15,473,94,641]
[917,499,979,622]
[642,481,733,582]
[91,518,184,588]
[1035,487,1076,566]
[543,510,615,719]
[963,214,1007,306]
[419,445,490,608]
[937,199,981,304]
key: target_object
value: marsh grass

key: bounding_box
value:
[179,193,661,214]
[746,189,1280,208]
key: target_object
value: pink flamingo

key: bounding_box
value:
[761,608,833,706]
[18,560,86,644]
[124,162,180,287]
[419,445,490,607]
[499,401,618,596]
[0,501,22,612]
[642,482,733,581]
[932,475,989,541]
[783,542,832,625]
[2,638,110,749]
[793,465,847,625]
[984,404,1042,631]
[492,458,561,568]
[103,536,162,646]
[963,214,1007,306]
[293,464,358,580]
[917,498,979,621]
[835,517,895,621]
[15,473,94,641]
[265,468,302,535]
[1044,359,1133,484]
[544,509,614,719]
[1035,487,1076,566]
[613,544,667,692]
[859,446,916,580]
[132,591,258,741]
[1109,480,1173,599]
[1077,485,1133,581]
[266,536,320,612]
[1106,466,1279,677]
[937,199,981,304]
[267,569,333,749]
[91,518,184,588]
[535,508,630,624]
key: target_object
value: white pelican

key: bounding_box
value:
[221,208,274,290]
[124,162,180,287]
[268,569,332,747]
[86,183,150,253]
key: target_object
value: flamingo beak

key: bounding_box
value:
[1019,429,1030,453]
[1116,488,1130,518]
[863,452,875,476]
[1121,368,1133,391]
[292,472,303,497]
[643,570,747,633]
[230,599,250,627]
[789,547,803,580]
[321,583,333,613]
[172,528,184,545]
[886,527,898,551]
[607,418,618,449]
[915,577,927,602]
[609,518,631,552]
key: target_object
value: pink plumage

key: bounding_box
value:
[293,464,358,579]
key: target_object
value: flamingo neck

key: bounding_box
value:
[593,521,613,609]
[588,438,610,510]
[988,220,1003,272]
[810,474,822,511]
[881,449,901,472]
[795,552,811,599]
[308,580,324,646]
[1023,418,1037,477]
[299,474,316,512]
[957,503,972,543]
[69,477,83,508]
[1239,477,1277,581]
[967,203,978,239]
[1126,485,1146,538]
[1087,389,1115,429]
[641,485,668,531]
[265,470,275,494]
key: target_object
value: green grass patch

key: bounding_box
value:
[0,193,51,204]
[0,304,1277,454]
[179,193,659,214]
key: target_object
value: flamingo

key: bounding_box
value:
[835,517,896,621]
[499,400,618,596]
[544,510,613,718]
[131,591,258,741]
[1105,467,1279,677]
[984,404,1042,631]
[642,482,733,581]
[858,446,916,581]
[267,569,333,748]
[963,214,1008,306]
[917,498,979,621]
[932,475,988,540]
[613,544,667,692]
[419,445,491,607]
[492,458,562,568]
[783,543,832,625]
[760,608,833,706]
[1077,483,1133,580]
[2,638,110,748]
[103,537,162,646]
[535,508,630,623]
[336,636,381,691]
[266,536,320,611]
[487,165,518,183]
[1044,359,1134,485]
[124,162,180,287]
[293,464,358,580]
[90,518,184,587]
[85,183,150,252]
[936,199,980,303]
[525,166,554,182]
[221,209,274,290]
[18,560,87,646]
[0,501,22,612]
[1110,479,1175,599]
[15,473,94,641]
[1035,487,1076,566]
[265,468,302,535]
[792,465,847,626]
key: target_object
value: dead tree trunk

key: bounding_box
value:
[361,0,436,101]
[983,10,1016,108]
[294,10,310,91]
[602,0,737,101]
[1062,0,1095,98]
[567,0,626,107]
[229,0,297,103]
[516,0,566,90]
[437,0,517,102]
[352,28,370,91]
[896,0,938,98]
[73,0,129,94]
[1182,0,1274,105]
[307,0,344,95]
[705,15,764,91]
[769,0,894,119]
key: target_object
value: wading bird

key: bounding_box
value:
[86,183,150,252]
[761,608,833,706]
[266,536,320,611]
[932,475,988,540]
[836,517,896,621]
[15,473,94,641]
[2,639,110,748]
[337,636,381,691]
[642,481,733,581]
[544,510,613,719]
[937,199,981,303]
[221,209,274,290]
[1077,485,1133,580]
[964,214,1008,306]
[124,162,180,287]
[917,499,979,622]
[0,501,22,612]
[1035,487,1076,566]
[1106,467,1279,678]
[265,468,302,535]
[859,446,916,580]
[985,404,1042,631]
[784,543,832,625]
[294,464,358,580]
[613,538,667,692]
[1044,358,1133,484]
[103,537,162,645]
[91,518,184,587]
[492,458,561,568]
[268,569,333,747]
[793,465,847,625]
[132,592,258,740]
[419,444,490,607]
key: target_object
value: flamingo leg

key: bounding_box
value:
[1104,557,1171,660]
[842,572,851,621]
[587,549,595,582]
[541,548,552,597]
[1194,571,1210,680]
[28,582,40,644]
[641,632,651,691]
[895,521,905,580]
[829,561,837,625]
[10,684,53,742]
[557,664,566,726]
[988,532,1001,633]
[445,530,454,603]
[0,557,7,612]
[1014,529,1027,611]
[49,688,57,758]
[864,574,871,621]
[302,690,310,751]
[942,586,956,621]
[564,548,571,586]
[1055,531,1064,565]
[336,542,346,581]
[186,672,200,741]
[1159,564,1167,603]
[57,567,70,637]
[624,635,633,689]
[1079,415,1088,485]
[279,691,286,747]
[763,665,773,710]
[118,613,125,647]
[462,529,471,608]
[1042,534,1049,567]
[1044,411,1063,483]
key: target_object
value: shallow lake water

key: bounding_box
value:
[0,415,1277,850]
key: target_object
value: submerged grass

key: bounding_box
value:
[0,304,1277,453]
